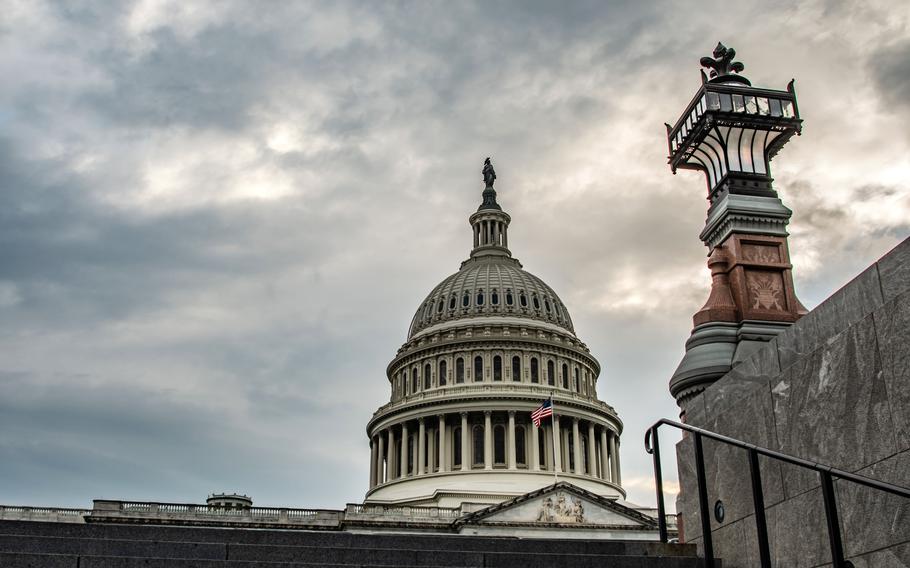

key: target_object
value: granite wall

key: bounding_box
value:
[676,236,910,567]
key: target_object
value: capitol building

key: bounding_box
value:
[365,161,624,508]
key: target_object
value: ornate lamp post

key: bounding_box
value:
[666,43,807,412]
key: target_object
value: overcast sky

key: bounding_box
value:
[1,0,908,511]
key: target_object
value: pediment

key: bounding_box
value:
[456,482,658,528]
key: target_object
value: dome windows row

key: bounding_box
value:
[414,288,569,334]
[391,352,598,401]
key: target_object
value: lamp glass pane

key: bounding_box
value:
[706,92,721,110]
[719,93,732,111]
[732,94,745,113]
[757,97,770,115]
[745,96,758,114]
[770,98,782,117]
[782,100,794,118]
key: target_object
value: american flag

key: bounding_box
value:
[531,398,553,427]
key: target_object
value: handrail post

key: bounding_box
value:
[820,471,848,567]
[748,449,772,568]
[693,433,715,567]
[650,426,669,543]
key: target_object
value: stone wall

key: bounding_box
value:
[677,236,910,567]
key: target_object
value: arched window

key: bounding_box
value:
[404,370,410,395]
[544,299,551,313]
[412,367,418,393]
[574,368,580,392]
[494,425,506,465]
[408,434,416,475]
[530,357,539,383]
[562,364,569,389]
[506,290,514,305]
[439,360,447,386]
[474,356,484,382]
[437,299,444,313]
[472,425,484,467]
[462,292,470,307]
[533,295,540,310]
[476,289,484,305]
[449,295,456,310]
[512,356,521,382]
[424,363,432,390]
[516,426,527,466]
[456,358,465,383]
[519,291,528,307]
[395,438,402,478]
[493,355,502,381]
[453,426,462,467]
[547,360,555,386]
[491,290,499,305]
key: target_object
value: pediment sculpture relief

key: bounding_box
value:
[536,492,585,523]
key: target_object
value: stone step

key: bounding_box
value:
[0,552,712,568]
[0,535,703,566]
[0,521,695,557]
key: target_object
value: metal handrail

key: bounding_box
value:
[645,418,910,568]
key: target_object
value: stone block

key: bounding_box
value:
[876,236,910,302]
[704,517,747,568]
[774,309,819,372]
[874,289,910,452]
[765,486,831,568]
[700,387,786,528]
[848,541,910,567]
[702,360,771,420]
[684,393,708,429]
[676,437,702,542]
[836,450,910,558]
[771,315,896,498]
[0,552,77,568]
[0,535,225,560]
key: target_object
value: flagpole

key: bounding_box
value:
[551,396,558,485]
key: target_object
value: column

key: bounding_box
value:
[507,411,517,470]
[369,437,377,487]
[587,421,597,477]
[601,427,611,482]
[531,421,540,471]
[417,418,426,476]
[615,438,622,485]
[572,418,582,474]
[484,411,493,470]
[400,422,409,478]
[553,418,563,473]
[460,412,469,471]
[386,428,394,481]
[377,433,385,484]
[609,432,619,483]
[428,427,436,472]
[438,415,447,473]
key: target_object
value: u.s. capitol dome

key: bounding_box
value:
[366,162,623,507]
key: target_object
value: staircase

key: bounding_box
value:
[0,520,716,567]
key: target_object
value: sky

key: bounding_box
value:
[1,0,908,511]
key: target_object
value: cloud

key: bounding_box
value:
[0,0,907,512]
